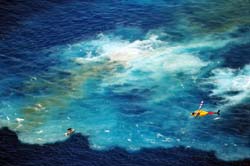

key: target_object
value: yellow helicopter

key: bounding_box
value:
[191,100,220,118]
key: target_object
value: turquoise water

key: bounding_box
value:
[0,0,250,161]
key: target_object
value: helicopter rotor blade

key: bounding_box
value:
[198,100,204,110]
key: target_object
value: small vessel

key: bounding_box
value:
[64,128,75,136]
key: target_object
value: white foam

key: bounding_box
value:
[60,31,238,92]
[74,33,223,88]
[36,138,43,141]
[163,54,208,74]
[104,130,110,133]
[208,65,250,106]
[156,133,164,138]
[36,130,44,134]
[214,117,221,120]
[36,103,43,108]
[74,57,85,64]
[16,124,22,129]
[162,138,172,142]
[15,118,24,123]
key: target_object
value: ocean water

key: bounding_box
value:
[0,0,250,163]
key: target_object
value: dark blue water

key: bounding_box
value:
[0,0,250,165]
[1,127,250,166]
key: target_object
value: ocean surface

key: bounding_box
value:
[0,0,250,165]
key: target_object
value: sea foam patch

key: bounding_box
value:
[1,28,249,161]
[208,65,250,106]
[71,32,240,87]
